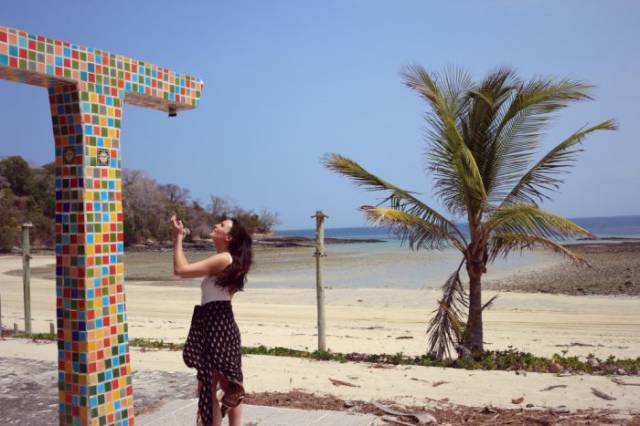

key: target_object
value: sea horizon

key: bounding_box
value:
[274,214,640,240]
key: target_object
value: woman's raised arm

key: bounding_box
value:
[171,214,232,278]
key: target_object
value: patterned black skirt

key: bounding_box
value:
[183,301,244,424]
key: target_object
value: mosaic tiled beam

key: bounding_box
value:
[0,25,203,426]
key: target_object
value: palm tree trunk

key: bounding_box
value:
[462,218,485,356]
[463,258,484,355]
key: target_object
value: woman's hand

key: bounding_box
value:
[171,214,186,241]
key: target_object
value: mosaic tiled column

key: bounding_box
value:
[0,25,203,425]
[51,83,130,425]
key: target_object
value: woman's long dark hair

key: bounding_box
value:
[217,218,252,293]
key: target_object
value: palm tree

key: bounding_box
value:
[323,66,616,359]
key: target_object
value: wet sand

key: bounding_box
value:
[5,242,565,290]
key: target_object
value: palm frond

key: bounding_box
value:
[361,206,465,251]
[322,153,468,247]
[426,259,468,360]
[485,203,594,241]
[501,120,618,205]
[402,64,473,121]
[497,79,594,132]
[403,65,488,214]
[487,79,596,203]
[464,68,519,191]
[482,294,499,311]
[489,232,589,266]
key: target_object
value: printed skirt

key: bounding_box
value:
[183,301,245,424]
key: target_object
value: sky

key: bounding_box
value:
[1,1,638,230]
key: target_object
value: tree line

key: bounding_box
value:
[0,156,278,251]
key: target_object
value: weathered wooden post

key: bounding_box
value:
[21,222,33,335]
[312,210,328,352]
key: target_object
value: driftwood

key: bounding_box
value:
[372,402,438,424]
[328,378,359,387]
[554,342,596,347]
[481,405,497,414]
[591,387,616,400]
[611,377,640,386]
[540,384,568,392]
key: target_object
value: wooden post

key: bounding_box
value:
[50,322,55,335]
[312,210,328,352]
[22,222,33,335]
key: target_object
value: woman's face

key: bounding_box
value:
[209,219,233,242]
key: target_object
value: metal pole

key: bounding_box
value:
[22,222,33,335]
[312,210,328,352]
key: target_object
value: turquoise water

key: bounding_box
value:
[251,215,639,289]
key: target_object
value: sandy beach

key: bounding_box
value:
[1,252,639,359]
[2,338,640,415]
[1,247,639,418]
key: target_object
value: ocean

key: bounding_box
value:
[276,215,640,241]
[249,215,640,289]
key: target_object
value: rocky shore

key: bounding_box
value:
[487,240,640,296]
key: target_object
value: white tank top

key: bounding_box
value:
[201,275,231,304]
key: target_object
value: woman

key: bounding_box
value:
[171,214,252,426]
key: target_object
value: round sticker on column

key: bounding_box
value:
[63,146,76,165]
[97,149,110,166]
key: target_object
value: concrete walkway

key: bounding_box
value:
[136,398,380,426]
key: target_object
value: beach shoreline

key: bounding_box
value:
[4,239,638,295]
[1,248,639,359]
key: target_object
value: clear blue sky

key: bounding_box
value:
[1,1,638,230]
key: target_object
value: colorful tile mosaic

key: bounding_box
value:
[0,25,203,426]
[0,25,203,112]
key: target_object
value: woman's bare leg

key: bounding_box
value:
[196,381,204,426]
[216,373,243,426]
[211,373,222,426]
[227,403,242,426]
[196,376,223,426]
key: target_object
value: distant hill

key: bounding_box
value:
[0,155,279,251]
